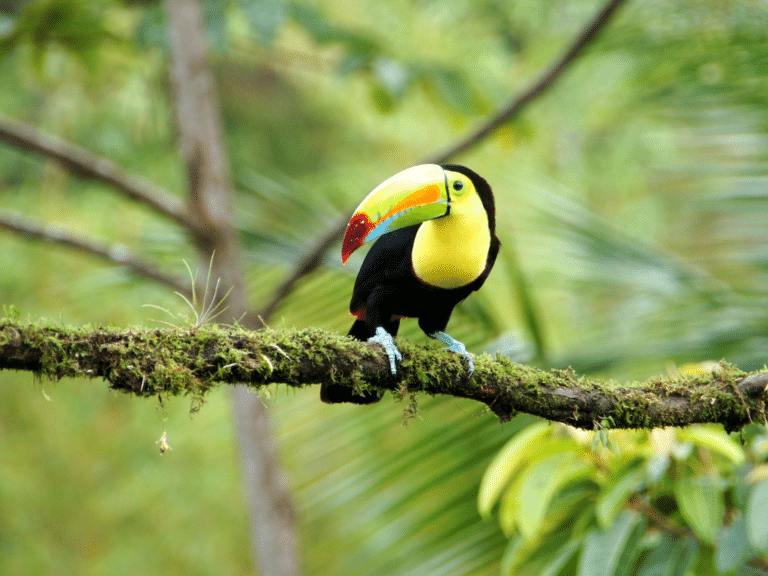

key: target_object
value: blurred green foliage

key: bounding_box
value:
[1,0,768,574]
[480,420,768,575]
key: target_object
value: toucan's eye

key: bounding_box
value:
[452,180,465,193]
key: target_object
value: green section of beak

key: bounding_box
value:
[342,164,450,262]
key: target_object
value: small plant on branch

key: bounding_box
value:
[143,252,233,330]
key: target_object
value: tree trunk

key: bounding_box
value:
[162,1,299,574]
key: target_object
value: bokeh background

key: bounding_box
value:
[1,0,768,574]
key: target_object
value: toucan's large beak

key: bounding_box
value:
[342,164,451,263]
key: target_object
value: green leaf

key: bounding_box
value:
[478,421,550,518]
[671,538,700,576]
[288,2,378,53]
[591,431,603,453]
[677,426,745,465]
[421,66,482,115]
[746,479,768,553]
[517,452,590,540]
[500,535,526,576]
[286,2,336,43]
[202,0,229,52]
[370,85,394,113]
[545,482,598,535]
[132,3,165,50]
[637,533,676,576]
[336,51,371,75]
[734,466,752,510]
[636,535,699,576]
[716,516,750,574]
[242,0,287,46]
[596,467,645,529]
[645,454,671,485]
[17,0,113,49]
[578,511,643,576]
[539,537,582,576]
[496,438,583,535]
[674,476,725,544]
[372,57,410,99]
[614,515,648,576]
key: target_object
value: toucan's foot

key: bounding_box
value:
[429,331,475,376]
[369,326,402,375]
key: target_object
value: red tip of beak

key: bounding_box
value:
[342,212,374,263]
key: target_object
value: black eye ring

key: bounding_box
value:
[452,180,464,192]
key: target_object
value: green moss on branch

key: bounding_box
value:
[1,319,765,431]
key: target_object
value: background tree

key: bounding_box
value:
[1,0,767,575]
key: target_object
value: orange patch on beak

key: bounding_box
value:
[381,184,441,222]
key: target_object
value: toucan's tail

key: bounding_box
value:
[349,318,401,340]
[319,320,385,404]
[348,319,374,340]
[320,384,382,404]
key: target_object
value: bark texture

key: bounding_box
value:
[2,320,765,432]
[162,2,298,575]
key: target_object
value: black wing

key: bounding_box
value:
[349,226,419,317]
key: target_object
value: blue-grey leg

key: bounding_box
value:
[369,326,403,375]
[428,331,475,376]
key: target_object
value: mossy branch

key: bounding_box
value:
[1,319,766,431]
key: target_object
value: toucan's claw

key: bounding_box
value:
[430,331,475,377]
[370,327,402,375]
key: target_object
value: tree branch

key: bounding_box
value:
[257,0,629,322]
[420,0,629,164]
[3,320,765,432]
[0,209,191,295]
[0,113,195,230]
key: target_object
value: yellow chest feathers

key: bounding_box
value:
[412,208,491,289]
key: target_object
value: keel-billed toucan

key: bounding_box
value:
[320,164,500,404]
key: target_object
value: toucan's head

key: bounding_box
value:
[341,164,495,263]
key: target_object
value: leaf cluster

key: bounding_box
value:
[236,0,485,114]
[0,0,119,72]
[480,422,768,576]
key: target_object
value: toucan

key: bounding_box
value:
[320,164,500,404]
